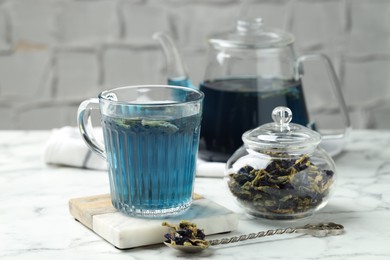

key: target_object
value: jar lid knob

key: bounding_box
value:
[272,106,292,130]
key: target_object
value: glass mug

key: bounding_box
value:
[77,85,204,217]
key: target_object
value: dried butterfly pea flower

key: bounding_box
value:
[162,220,209,248]
[228,154,334,219]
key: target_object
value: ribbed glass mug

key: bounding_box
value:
[77,85,204,217]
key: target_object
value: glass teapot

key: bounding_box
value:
[154,17,351,162]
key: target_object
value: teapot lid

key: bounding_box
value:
[242,106,321,152]
[209,18,294,49]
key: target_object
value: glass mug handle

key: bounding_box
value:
[77,98,106,159]
[296,54,351,140]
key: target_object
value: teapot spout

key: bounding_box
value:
[153,32,194,88]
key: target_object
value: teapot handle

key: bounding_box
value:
[296,54,351,140]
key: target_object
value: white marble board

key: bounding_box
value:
[69,194,239,249]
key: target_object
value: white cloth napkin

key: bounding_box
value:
[196,159,226,178]
[43,127,225,177]
[43,127,107,170]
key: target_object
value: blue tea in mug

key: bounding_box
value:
[78,85,204,218]
[102,113,201,216]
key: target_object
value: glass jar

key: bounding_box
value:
[225,106,336,220]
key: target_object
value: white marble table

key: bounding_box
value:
[1,130,390,259]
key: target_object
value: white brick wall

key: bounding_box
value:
[58,0,120,43]
[0,0,389,130]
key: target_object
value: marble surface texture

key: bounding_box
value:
[1,130,390,260]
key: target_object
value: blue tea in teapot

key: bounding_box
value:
[199,77,309,160]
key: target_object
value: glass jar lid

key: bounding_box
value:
[242,106,321,151]
[209,17,294,49]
